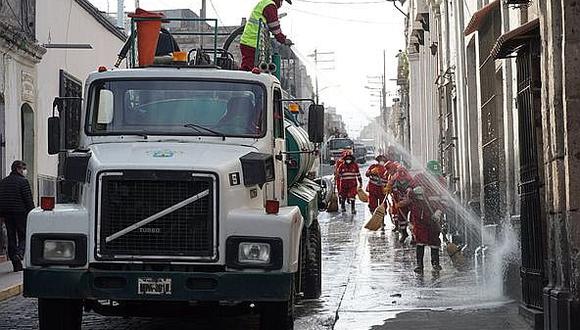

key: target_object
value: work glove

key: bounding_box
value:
[284,39,294,46]
[432,209,443,223]
[383,185,392,196]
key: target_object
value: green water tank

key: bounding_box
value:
[285,118,316,187]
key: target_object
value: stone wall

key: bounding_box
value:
[538,0,580,328]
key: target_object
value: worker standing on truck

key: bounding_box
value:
[240,0,294,71]
[365,155,388,213]
[337,154,362,214]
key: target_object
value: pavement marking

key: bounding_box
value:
[0,283,22,302]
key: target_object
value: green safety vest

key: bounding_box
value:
[240,0,275,48]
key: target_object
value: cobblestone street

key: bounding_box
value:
[0,185,531,329]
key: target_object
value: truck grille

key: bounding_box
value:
[97,171,216,260]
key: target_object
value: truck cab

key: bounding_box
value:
[24,18,324,329]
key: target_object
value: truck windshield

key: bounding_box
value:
[87,79,266,138]
[328,139,353,150]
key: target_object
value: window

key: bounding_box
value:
[87,80,266,138]
[273,88,284,139]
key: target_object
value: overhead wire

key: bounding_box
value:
[287,7,401,25]
[293,0,387,4]
[208,0,231,33]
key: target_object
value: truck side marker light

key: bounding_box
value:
[98,66,107,72]
[265,200,280,214]
[251,67,261,74]
[40,196,55,211]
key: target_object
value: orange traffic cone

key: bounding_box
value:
[129,8,164,67]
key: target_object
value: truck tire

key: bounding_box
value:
[260,283,294,330]
[38,298,82,330]
[302,219,322,299]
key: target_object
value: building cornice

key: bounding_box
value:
[0,21,46,63]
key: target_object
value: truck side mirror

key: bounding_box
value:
[48,116,61,155]
[308,104,324,143]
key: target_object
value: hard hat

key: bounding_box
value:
[426,160,442,176]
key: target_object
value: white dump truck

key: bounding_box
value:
[24,15,323,330]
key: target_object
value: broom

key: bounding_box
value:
[327,191,339,212]
[364,194,388,231]
[357,187,369,203]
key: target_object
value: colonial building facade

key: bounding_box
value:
[395,0,579,329]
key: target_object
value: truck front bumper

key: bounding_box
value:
[24,268,293,302]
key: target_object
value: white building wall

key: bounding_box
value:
[35,0,125,179]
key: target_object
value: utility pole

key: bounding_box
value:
[135,0,140,8]
[117,0,124,29]
[201,0,207,18]
[308,49,335,104]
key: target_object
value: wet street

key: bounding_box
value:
[0,172,529,330]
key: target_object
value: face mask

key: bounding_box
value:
[379,161,385,166]
[346,160,352,164]
[22,169,28,176]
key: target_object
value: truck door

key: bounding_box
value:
[273,88,287,204]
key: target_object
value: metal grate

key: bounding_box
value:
[516,40,546,311]
[97,171,216,260]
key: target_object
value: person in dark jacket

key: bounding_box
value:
[0,161,34,272]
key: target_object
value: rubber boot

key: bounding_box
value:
[340,198,346,212]
[431,248,442,271]
[414,245,424,274]
[351,199,356,214]
[399,227,409,243]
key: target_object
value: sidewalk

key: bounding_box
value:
[0,261,22,302]
[369,302,532,330]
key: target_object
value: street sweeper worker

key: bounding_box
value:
[334,147,354,197]
[398,186,442,274]
[384,164,413,242]
[365,155,388,213]
[337,154,363,214]
[412,160,447,240]
[240,0,294,71]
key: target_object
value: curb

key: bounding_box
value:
[0,283,23,302]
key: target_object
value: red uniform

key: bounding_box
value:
[365,164,387,212]
[412,173,446,211]
[337,161,362,199]
[334,150,351,194]
[407,193,441,247]
[387,167,413,232]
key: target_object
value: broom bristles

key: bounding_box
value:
[327,192,339,212]
[365,204,385,231]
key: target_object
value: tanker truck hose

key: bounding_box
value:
[223,25,246,53]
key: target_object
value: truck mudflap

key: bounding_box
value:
[24,268,293,302]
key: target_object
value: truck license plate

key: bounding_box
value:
[137,278,172,295]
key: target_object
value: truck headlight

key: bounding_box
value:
[31,234,87,266]
[43,240,76,261]
[226,237,283,270]
[238,242,271,264]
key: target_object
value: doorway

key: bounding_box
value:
[21,103,35,193]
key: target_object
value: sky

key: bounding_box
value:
[89,0,406,138]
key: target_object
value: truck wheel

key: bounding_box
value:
[260,283,294,330]
[302,219,322,299]
[38,298,82,330]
